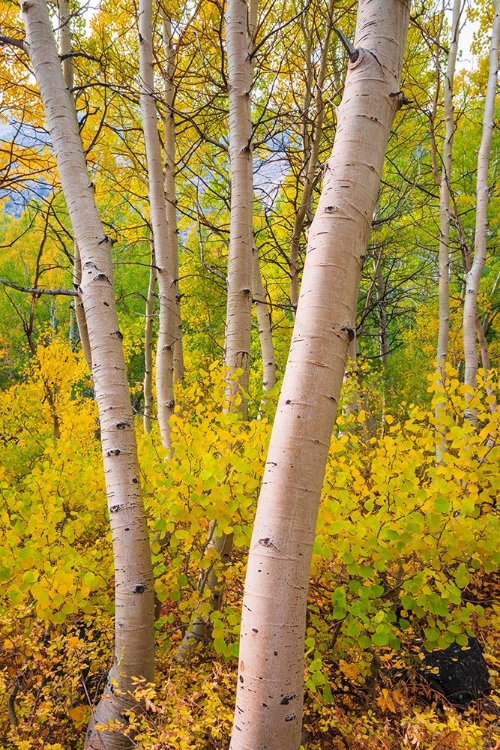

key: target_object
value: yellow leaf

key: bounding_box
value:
[69,704,90,728]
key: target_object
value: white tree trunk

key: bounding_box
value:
[435,0,461,460]
[224,0,253,415]
[436,0,461,374]
[252,242,276,391]
[21,3,154,748]
[56,0,92,371]
[138,0,176,449]
[463,0,500,416]
[163,14,184,382]
[229,1,410,747]
[248,0,275,394]
[176,0,257,658]
[143,242,157,433]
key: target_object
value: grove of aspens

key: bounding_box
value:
[0,0,499,748]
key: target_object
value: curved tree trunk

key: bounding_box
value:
[21,3,155,748]
[229,1,410,747]
[463,0,500,420]
[138,0,176,449]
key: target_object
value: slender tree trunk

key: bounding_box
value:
[215,0,255,611]
[21,4,155,749]
[248,0,275,394]
[224,0,253,415]
[289,0,336,315]
[252,242,276,391]
[72,241,92,370]
[57,0,92,371]
[463,0,500,420]
[176,0,257,658]
[230,2,410,748]
[374,256,390,368]
[435,0,461,458]
[163,14,184,382]
[138,0,176,449]
[143,242,157,434]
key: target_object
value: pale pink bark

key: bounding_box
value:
[21,3,154,748]
[139,0,176,449]
[463,0,500,416]
[230,2,410,747]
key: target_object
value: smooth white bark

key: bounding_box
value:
[138,0,176,449]
[248,0,275,393]
[143,243,157,433]
[21,3,154,748]
[56,0,92,371]
[224,0,253,415]
[252,242,276,391]
[230,1,410,747]
[463,0,500,412]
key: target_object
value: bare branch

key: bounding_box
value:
[0,279,78,297]
[334,28,359,63]
[0,34,28,53]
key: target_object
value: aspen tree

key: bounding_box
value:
[138,0,176,449]
[252,241,276,391]
[57,0,92,371]
[163,14,184,383]
[224,0,253,415]
[177,0,261,657]
[230,1,410,747]
[435,0,462,458]
[208,0,257,616]
[463,0,500,417]
[248,0,275,394]
[20,3,154,748]
[143,245,157,433]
